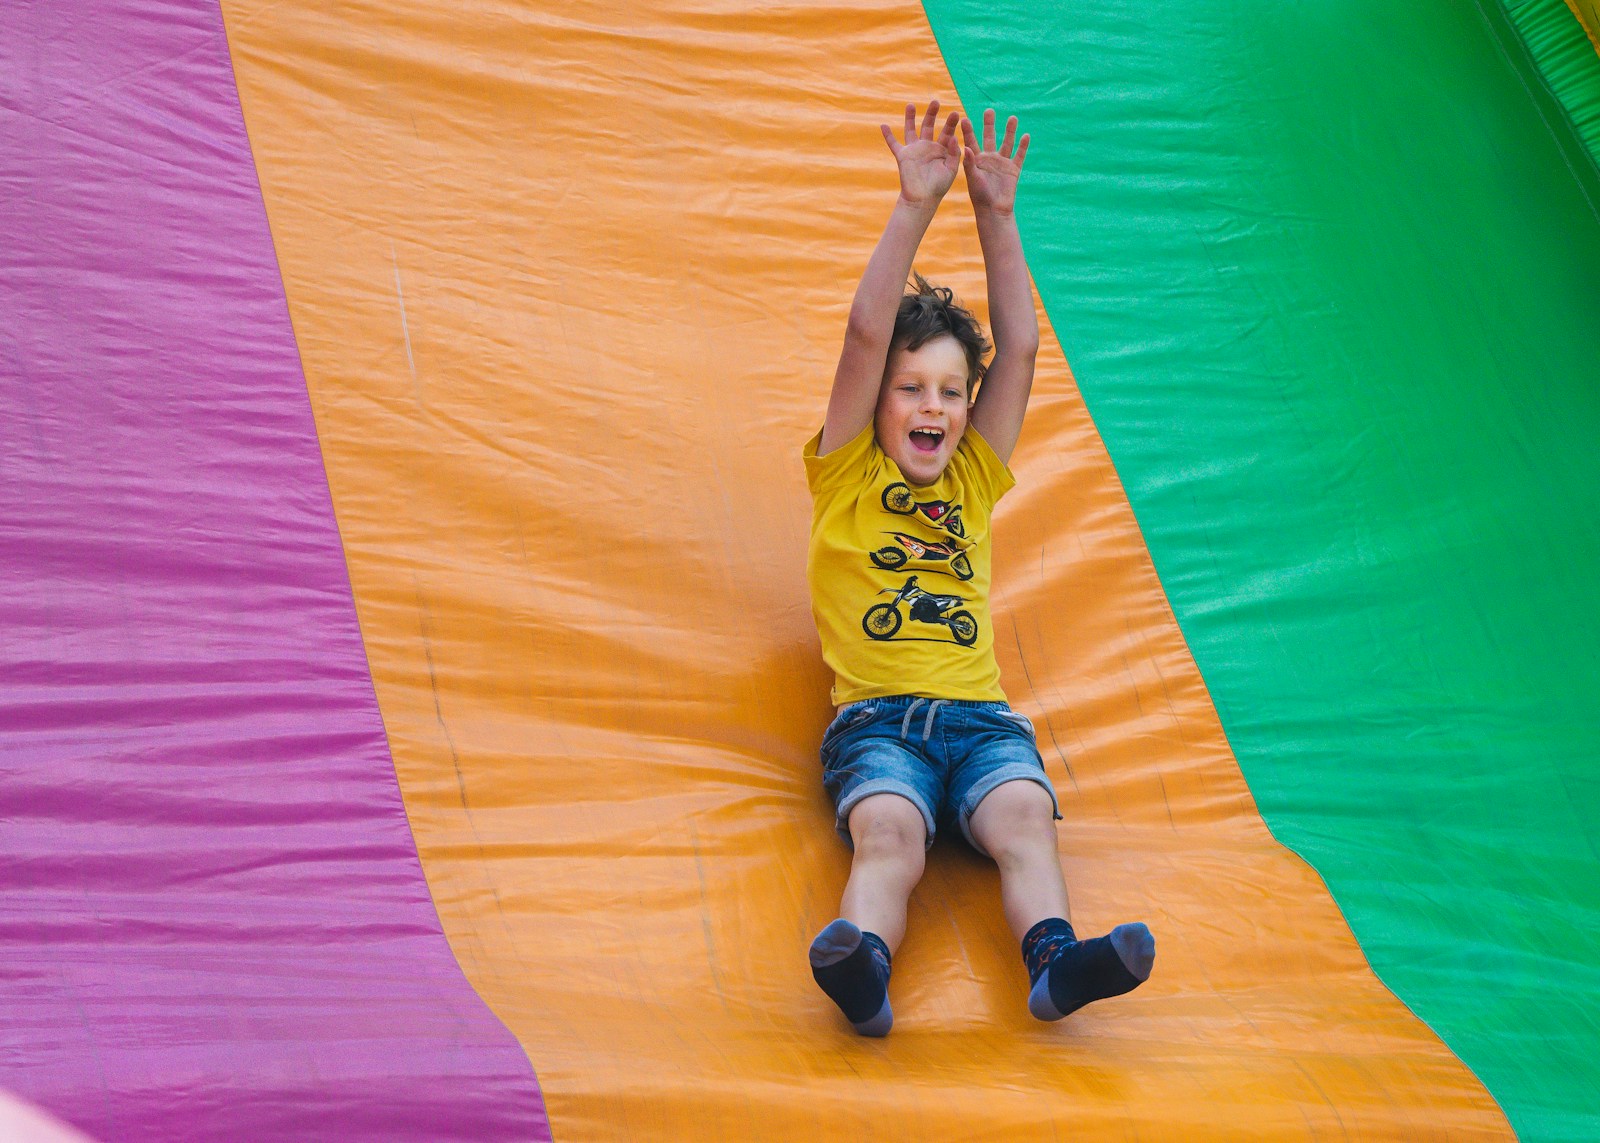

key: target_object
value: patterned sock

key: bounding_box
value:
[809,918,894,1037]
[1023,917,1155,1022]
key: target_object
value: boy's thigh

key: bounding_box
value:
[943,704,1062,854]
[820,702,940,849]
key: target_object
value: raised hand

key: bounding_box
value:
[881,100,962,207]
[961,108,1029,216]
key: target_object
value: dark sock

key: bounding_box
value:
[809,918,893,1036]
[1022,917,1155,1022]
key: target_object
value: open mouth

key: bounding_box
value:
[909,428,944,454]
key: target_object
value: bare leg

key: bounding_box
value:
[969,779,1154,1020]
[838,792,928,951]
[810,793,927,1036]
[967,779,1070,941]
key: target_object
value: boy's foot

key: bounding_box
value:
[809,918,894,1036]
[1023,918,1155,1022]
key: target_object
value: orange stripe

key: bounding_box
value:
[222,0,1510,1136]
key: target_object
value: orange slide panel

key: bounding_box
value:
[223,0,1510,1136]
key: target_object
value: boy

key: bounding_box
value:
[803,100,1155,1036]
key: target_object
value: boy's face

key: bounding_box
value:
[874,334,971,486]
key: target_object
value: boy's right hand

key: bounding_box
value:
[881,100,962,208]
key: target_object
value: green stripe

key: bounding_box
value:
[1503,0,1600,170]
[924,2,1600,1137]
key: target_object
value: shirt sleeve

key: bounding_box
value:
[952,426,1017,508]
[803,421,879,497]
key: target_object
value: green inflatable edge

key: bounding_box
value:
[1503,0,1600,171]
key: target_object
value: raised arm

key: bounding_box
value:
[962,109,1039,465]
[819,100,962,456]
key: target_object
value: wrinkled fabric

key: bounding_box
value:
[925,0,1600,1136]
[0,2,547,1138]
[223,0,1509,1137]
[1502,0,1600,168]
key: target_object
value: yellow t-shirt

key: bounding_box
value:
[804,422,1016,705]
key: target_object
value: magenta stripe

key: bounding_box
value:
[0,3,548,1139]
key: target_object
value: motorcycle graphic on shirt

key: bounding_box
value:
[881,482,965,538]
[861,576,978,646]
[869,532,974,581]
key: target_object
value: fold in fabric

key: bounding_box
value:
[0,1,547,1138]
[923,0,1600,1135]
[224,0,1510,1137]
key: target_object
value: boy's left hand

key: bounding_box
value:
[961,109,1029,216]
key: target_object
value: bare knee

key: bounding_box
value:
[970,782,1058,866]
[848,795,927,865]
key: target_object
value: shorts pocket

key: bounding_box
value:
[820,702,880,763]
[997,709,1036,738]
[842,702,879,729]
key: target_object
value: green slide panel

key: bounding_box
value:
[924,1,1600,1139]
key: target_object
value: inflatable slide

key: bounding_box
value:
[4,0,1598,1138]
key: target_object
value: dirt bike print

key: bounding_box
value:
[869,532,974,581]
[861,575,978,646]
[881,482,965,538]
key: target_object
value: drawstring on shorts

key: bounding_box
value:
[898,698,949,744]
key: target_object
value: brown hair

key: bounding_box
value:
[892,273,991,392]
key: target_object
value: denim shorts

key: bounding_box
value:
[820,695,1062,855]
